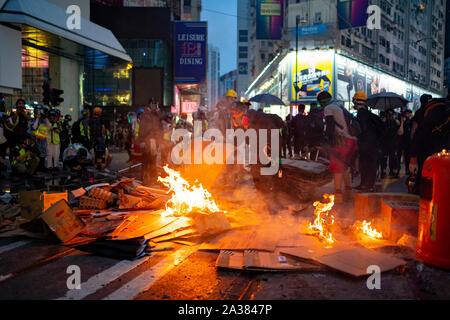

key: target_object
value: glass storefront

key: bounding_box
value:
[248,50,441,118]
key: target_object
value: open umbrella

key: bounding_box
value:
[249,94,285,106]
[366,92,409,111]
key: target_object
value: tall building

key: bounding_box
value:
[244,0,446,116]
[0,0,131,119]
[247,0,284,81]
[219,70,238,98]
[207,45,220,110]
[444,0,450,93]
[90,0,204,111]
[236,0,251,98]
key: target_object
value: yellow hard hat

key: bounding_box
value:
[353,91,367,101]
[226,90,238,99]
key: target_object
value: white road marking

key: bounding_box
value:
[0,240,31,255]
[56,256,151,300]
[103,245,198,300]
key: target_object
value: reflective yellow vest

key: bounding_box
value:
[80,120,90,139]
[34,124,49,139]
[12,147,28,165]
[49,123,60,144]
[135,122,140,138]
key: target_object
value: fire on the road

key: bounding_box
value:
[309,194,335,243]
[354,220,383,240]
[158,165,220,218]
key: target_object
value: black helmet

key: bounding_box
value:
[77,148,88,159]
[48,109,57,116]
[65,114,72,121]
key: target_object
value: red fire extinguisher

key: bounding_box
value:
[416,150,450,269]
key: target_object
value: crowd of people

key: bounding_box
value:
[314,91,449,203]
[0,100,118,179]
[0,90,447,198]
[202,89,449,203]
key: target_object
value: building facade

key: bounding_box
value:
[207,45,220,111]
[243,0,445,108]
[236,0,251,98]
[219,70,238,99]
[0,0,131,120]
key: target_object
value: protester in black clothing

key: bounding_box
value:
[292,104,307,159]
[136,98,164,185]
[353,93,381,192]
[398,109,413,175]
[89,107,112,170]
[380,108,402,178]
[63,148,90,176]
[6,99,30,145]
[281,115,293,159]
[410,98,450,194]
[411,94,433,140]
[59,115,72,161]
[305,102,325,156]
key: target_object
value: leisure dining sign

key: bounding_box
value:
[174,21,208,84]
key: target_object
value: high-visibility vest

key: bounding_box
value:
[163,129,171,141]
[49,123,60,144]
[135,122,140,138]
[80,120,90,139]
[34,124,49,139]
[12,147,28,165]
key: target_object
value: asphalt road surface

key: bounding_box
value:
[1,153,450,300]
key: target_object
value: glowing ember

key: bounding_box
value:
[309,194,335,243]
[354,220,383,239]
[438,149,449,157]
[158,165,220,218]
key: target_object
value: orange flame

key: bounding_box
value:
[438,149,449,157]
[158,165,220,218]
[309,194,335,243]
[354,220,383,239]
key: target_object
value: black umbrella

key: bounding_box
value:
[249,94,285,106]
[366,92,409,111]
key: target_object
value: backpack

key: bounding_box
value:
[368,111,387,140]
[335,105,361,137]
[71,120,81,141]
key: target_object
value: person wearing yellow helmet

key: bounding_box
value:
[353,91,367,102]
[212,90,239,134]
[226,90,238,99]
